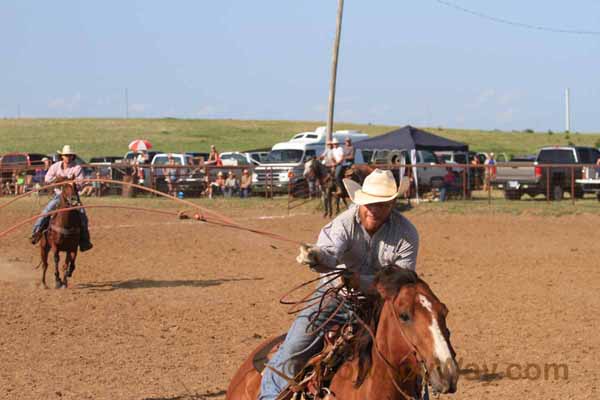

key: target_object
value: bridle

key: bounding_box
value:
[353,289,431,400]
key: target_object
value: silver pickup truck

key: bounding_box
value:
[491,155,537,200]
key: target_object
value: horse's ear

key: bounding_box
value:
[375,282,396,300]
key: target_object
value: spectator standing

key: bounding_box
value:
[470,155,481,189]
[224,171,239,197]
[164,155,178,196]
[483,152,496,191]
[240,169,252,198]
[33,157,52,188]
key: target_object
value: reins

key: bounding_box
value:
[351,290,430,400]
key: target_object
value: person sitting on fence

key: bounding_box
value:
[209,171,226,199]
[439,167,458,202]
[224,171,239,197]
[240,169,252,198]
[30,145,93,252]
[207,145,223,167]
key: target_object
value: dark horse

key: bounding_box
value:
[303,159,374,218]
[39,182,81,289]
[226,267,458,399]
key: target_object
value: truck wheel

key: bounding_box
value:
[504,190,521,200]
[551,185,563,201]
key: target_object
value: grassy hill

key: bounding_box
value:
[1,118,598,160]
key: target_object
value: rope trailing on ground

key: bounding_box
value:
[0,179,302,246]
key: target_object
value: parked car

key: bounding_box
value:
[220,152,255,166]
[185,152,210,164]
[495,146,600,200]
[253,127,369,194]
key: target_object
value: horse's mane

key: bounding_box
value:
[352,267,419,387]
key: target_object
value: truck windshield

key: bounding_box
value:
[537,150,576,164]
[263,150,304,164]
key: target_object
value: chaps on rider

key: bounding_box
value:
[259,169,420,399]
[30,145,93,252]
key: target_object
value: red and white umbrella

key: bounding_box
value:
[128,139,153,152]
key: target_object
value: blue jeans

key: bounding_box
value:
[32,194,89,237]
[240,187,251,198]
[259,292,350,400]
[334,164,344,190]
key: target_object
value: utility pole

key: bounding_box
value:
[326,0,344,143]
[125,88,129,119]
[565,88,570,132]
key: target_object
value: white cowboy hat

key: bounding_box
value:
[343,169,406,205]
[57,145,76,155]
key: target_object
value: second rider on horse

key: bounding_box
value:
[30,145,93,252]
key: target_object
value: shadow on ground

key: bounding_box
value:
[76,277,262,292]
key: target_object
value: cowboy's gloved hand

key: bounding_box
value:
[296,243,322,268]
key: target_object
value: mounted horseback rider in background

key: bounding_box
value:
[30,145,93,252]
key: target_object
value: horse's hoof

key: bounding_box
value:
[55,281,62,289]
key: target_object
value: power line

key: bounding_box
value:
[434,0,600,36]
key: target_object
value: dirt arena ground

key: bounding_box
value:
[0,198,598,400]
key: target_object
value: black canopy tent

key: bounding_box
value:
[354,125,469,200]
[354,125,468,152]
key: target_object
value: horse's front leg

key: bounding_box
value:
[40,241,49,289]
[66,250,77,278]
[53,250,62,289]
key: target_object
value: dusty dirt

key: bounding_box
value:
[0,201,598,400]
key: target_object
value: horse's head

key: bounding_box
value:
[303,158,318,180]
[60,182,78,207]
[374,267,458,394]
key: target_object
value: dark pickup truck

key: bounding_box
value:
[498,146,600,200]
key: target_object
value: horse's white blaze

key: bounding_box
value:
[418,294,452,363]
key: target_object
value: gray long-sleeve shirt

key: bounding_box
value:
[314,204,419,294]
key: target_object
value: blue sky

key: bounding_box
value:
[2,1,599,132]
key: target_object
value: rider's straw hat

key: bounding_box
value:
[343,169,406,205]
[57,145,76,156]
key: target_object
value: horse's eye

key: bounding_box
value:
[399,312,410,322]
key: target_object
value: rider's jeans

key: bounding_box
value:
[259,292,350,400]
[334,164,344,188]
[32,194,89,235]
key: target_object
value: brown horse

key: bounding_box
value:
[303,160,373,218]
[226,267,458,399]
[39,182,81,289]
